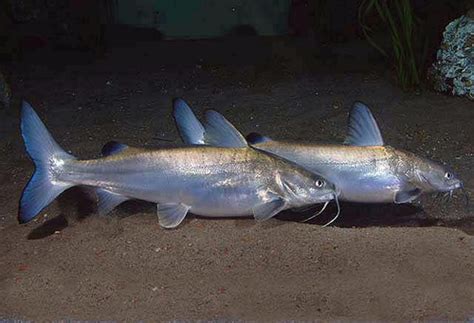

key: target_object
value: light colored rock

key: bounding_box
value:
[430,15,474,100]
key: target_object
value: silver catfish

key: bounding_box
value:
[174,100,463,205]
[18,101,337,228]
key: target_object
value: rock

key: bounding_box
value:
[430,14,474,100]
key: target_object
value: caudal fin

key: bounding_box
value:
[19,101,75,223]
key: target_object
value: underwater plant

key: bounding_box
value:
[358,0,426,91]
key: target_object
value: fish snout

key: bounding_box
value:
[326,183,341,201]
[445,180,463,193]
[454,181,463,190]
[318,191,337,203]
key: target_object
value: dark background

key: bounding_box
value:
[1,1,473,321]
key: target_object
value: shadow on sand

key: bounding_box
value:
[27,189,474,239]
[27,187,153,240]
[27,187,92,240]
[277,202,474,235]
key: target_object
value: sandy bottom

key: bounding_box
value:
[1,38,473,320]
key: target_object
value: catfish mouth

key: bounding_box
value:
[420,173,463,195]
[318,191,337,203]
[440,180,464,197]
[301,192,341,226]
[436,178,462,193]
[434,181,469,206]
[448,181,462,192]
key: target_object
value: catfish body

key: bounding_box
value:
[173,99,463,205]
[63,146,334,217]
[19,101,336,228]
[249,141,458,203]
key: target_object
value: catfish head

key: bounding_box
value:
[275,166,343,227]
[411,156,462,194]
[398,151,466,204]
[275,166,337,208]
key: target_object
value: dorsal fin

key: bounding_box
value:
[246,132,273,144]
[172,98,247,148]
[101,141,129,156]
[344,102,384,146]
[173,98,206,145]
[202,110,247,148]
[101,141,146,157]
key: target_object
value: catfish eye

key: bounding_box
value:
[444,172,452,180]
[315,180,325,188]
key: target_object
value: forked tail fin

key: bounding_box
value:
[19,101,75,223]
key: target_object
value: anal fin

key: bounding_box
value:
[96,188,129,215]
[157,203,190,228]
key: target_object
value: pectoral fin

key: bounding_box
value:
[157,203,190,228]
[394,188,422,204]
[96,188,129,215]
[252,198,286,221]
